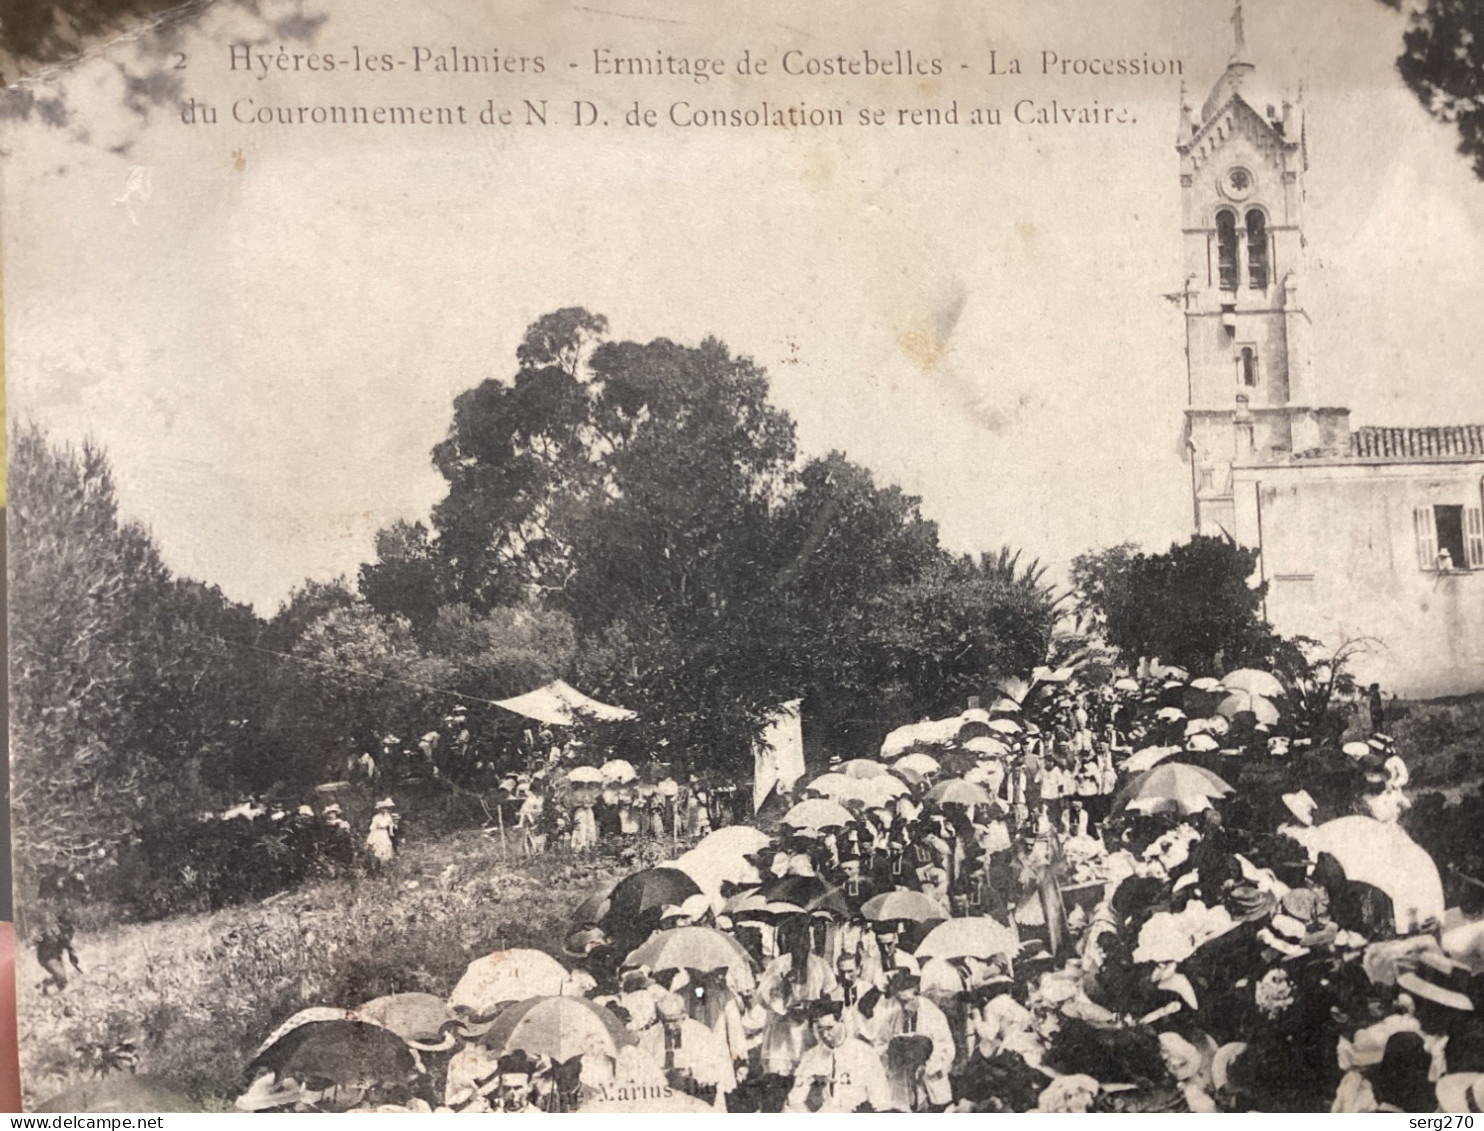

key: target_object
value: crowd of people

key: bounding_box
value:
[229,663,1484,1114]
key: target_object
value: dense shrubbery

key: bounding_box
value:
[10,312,1067,923]
[1403,787,1484,914]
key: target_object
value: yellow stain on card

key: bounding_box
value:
[896,322,947,375]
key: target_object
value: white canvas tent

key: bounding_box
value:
[492,680,637,727]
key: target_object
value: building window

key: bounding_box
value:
[1216,209,1239,291]
[1239,346,1258,387]
[1414,503,1484,570]
[1246,209,1269,289]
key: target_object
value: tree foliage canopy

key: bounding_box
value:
[1070,534,1280,676]
[1381,0,1484,179]
[362,308,1064,769]
[10,310,1069,911]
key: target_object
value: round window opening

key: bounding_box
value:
[1222,166,1255,201]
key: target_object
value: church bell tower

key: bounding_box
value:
[1176,2,1348,536]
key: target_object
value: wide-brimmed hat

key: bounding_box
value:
[1399,951,1476,1011]
[1280,790,1317,827]
[563,927,611,958]
[1212,1041,1249,1093]
[1437,1073,1484,1114]
[375,797,397,809]
[1342,741,1371,760]
[1258,914,1311,959]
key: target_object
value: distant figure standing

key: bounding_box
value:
[366,798,400,868]
[1368,683,1385,735]
[570,794,599,853]
[517,790,546,855]
[36,912,81,994]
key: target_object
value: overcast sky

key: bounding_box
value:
[5,0,1484,613]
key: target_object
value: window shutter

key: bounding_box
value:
[1466,506,1484,569]
[1414,506,1437,570]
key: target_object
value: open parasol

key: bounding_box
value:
[624,926,756,990]
[925,778,994,807]
[1216,691,1281,725]
[1115,763,1233,817]
[1286,816,1445,934]
[448,949,570,1016]
[599,759,638,783]
[804,772,855,799]
[854,775,910,806]
[862,889,949,923]
[894,752,941,776]
[782,798,854,830]
[757,875,849,917]
[962,736,1011,758]
[913,916,1020,961]
[839,758,890,780]
[1220,669,1285,699]
[605,868,703,928]
[480,995,630,1062]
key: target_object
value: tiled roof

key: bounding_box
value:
[1349,425,1484,459]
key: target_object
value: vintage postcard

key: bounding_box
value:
[4,0,1484,1115]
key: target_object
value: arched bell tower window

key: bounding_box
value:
[1246,209,1269,289]
[1216,209,1239,291]
[1240,346,1258,387]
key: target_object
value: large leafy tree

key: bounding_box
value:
[1070,534,1279,675]
[366,310,804,770]
[369,310,1068,772]
[1381,0,1484,179]
[870,550,1064,722]
[7,425,258,890]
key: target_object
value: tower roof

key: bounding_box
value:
[1181,2,1300,160]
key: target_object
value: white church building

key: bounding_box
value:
[1176,20,1484,698]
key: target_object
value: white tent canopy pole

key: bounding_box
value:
[491,679,637,727]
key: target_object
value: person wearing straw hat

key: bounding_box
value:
[1438,1073,1484,1114]
[559,927,611,998]
[365,797,399,870]
[1332,1030,1437,1112]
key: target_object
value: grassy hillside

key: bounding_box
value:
[1388,693,1484,793]
[15,828,648,1110]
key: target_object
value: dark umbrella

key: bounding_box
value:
[757,875,849,917]
[604,867,703,927]
[241,1020,418,1110]
[573,877,620,926]
[938,751,980,778]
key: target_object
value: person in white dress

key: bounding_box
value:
[365,798,399,868]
